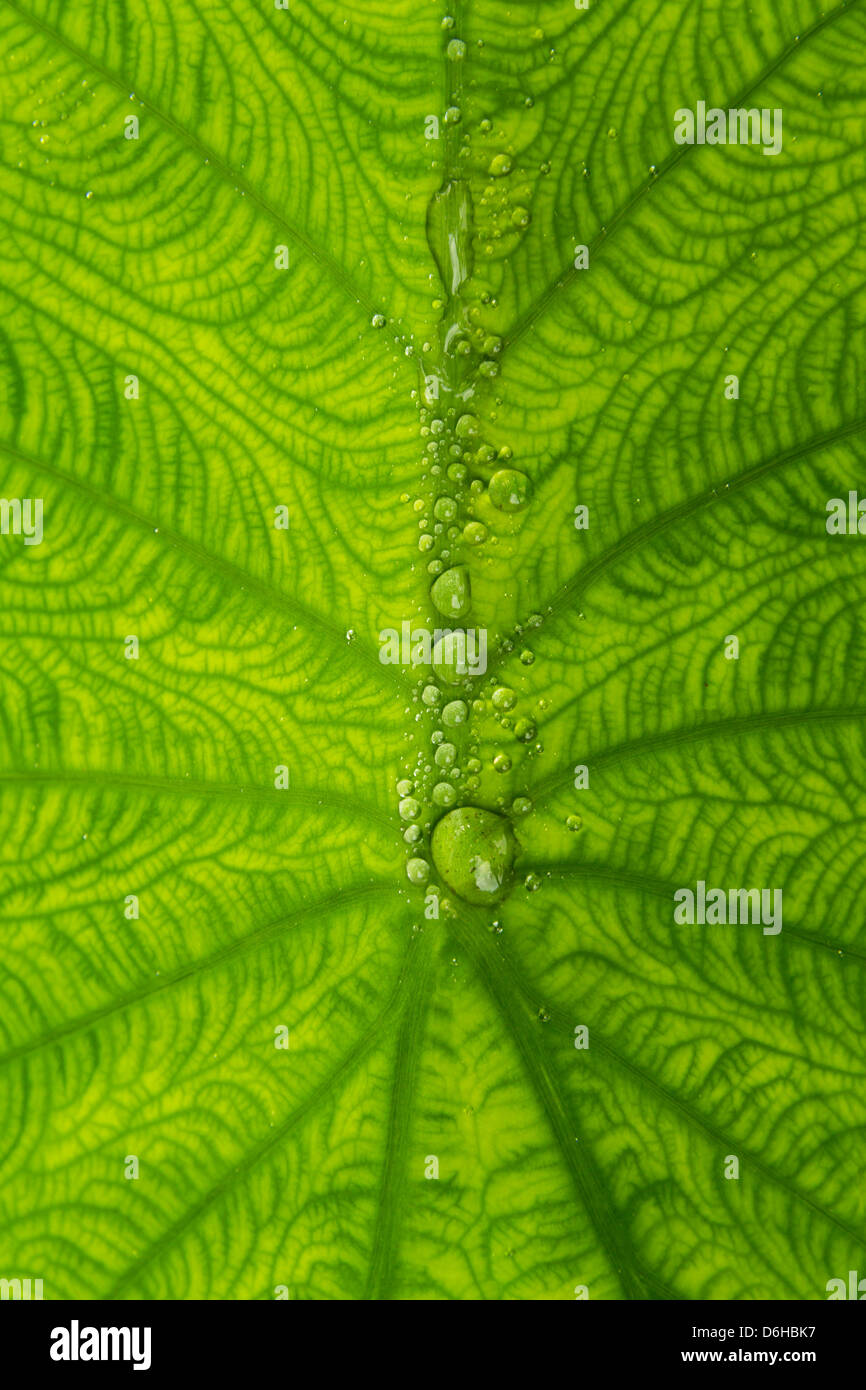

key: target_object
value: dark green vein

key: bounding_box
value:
[105,929,424,1299]
[363,927,434,1299]
[0,437,411,694]
[502,0,863,349]
[447,904,647,1299]
[0,881,399,1072]
[528,705,866,804]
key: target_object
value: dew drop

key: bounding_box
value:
[441,699,469,728]
[407,857,430,885]
[432,780,457,807]
[430,564,471,619]
[463,521,487,545]
[430,806,517,905]
[435,741,457,768]
[488,468,532,512]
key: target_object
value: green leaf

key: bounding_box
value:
[1,0,865,1302]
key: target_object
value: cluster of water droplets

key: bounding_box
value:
[390,17,578,911]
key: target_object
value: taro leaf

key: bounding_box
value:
[0,0,865,1302]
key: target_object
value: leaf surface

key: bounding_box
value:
[1,0,865,1300]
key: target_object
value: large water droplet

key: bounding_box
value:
[426,179,474,297]
[407,857,430,885]
[489,468,532,512]
[435,741,457,767]
[431,806,517,905]
[442,699,469,727]
[430,565,471,619]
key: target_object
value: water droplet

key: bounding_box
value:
[404,824,422,843]
[524,872,541,892]
[488,468,532,512]
[519,648,535,665]
[430,564,471,619]
[432,780,457,807]
[492,687,516,711]
[463,521,487,545]
[488,153,513,177]
[433,495,457,522]
[537,1005,551,1022]
[444,105,462,125]
[399,796,422,821]
[407,857,430,885]
[514,718,537,742]
[566,814,582,832]
[371,313,386,328]
[447,38,466,60]
[435,742,457,768]
[422,684,441,706]
[397,778,414,796]
[442,699,469,727]
[512,796,533,816]
[455,413,478,440]
[430,806,517,905]
[493,752,512,773]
